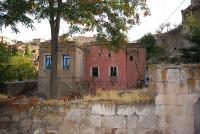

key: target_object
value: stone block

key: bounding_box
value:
[79,126,95,134]
[155,94,178,105]
[116,105,135,116]
[154,81,188,94]
[135,105,155,116]
[59,121,79,134]
[91,103,115,115]
[19,118,32,131]
[174,127,194,134]
[45,130,58,134]
[155,105,166,116]
[138,116,157,129]
[102,115,126,129]
[169,116,189,128]
[95,127,113,134]
[33,128,45,134]
[167,69,181,82]
[115,129,128,134]
[65,108,88,124]
[87,115,101,127]
[128,128,162,134]
[127,129,136,134]
[70,102,89,109]
[45,114,64,124]
[127,116,138,129]
[188,80,200,94]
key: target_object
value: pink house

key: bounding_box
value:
[85,43,146,91]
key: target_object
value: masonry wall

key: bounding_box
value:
[126,46,146,88]
[1,64,200,134]
[84,44,146,90]
[85,45,128,90]
[38,42,85,97]
[148,64,200,134]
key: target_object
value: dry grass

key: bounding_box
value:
[43,99,66,105]
[82,88,155,104]
[0,94,8,100]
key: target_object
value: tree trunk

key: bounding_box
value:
[49,0,62,98]
[50,26,59,98]
[49,17,60,98]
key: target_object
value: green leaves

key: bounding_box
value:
[139,33,166,63]
[0,0,34,32]
[0,43,37,82]
[178,14,200,63]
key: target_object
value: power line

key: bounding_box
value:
[162,0,187,25]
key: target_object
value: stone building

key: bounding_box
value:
[38,41,85,97]
[84,43,146,90]
[156,0,200,57]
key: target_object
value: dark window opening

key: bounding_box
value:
[92,67,99,77]
[110,67,117,76]
[108,52,111,57]
[63,55,70,69]
[99,53,101,57]
[130,56,133,61]
[45,55,51,69]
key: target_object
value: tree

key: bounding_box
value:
[6,55,37,81]
[0,0,33,32]
[1,0,150,98]
[25,44,32,58]
[179,14,200,63]
[139,33,165,63]
[0,43,37,82]
[0,43,11,63]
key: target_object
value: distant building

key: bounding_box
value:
[38,41,85,97]
[38,37,146,97]
[0,36,15,45]
[32,38,46,46]
[85,43,146,90]
[155,0,200,57]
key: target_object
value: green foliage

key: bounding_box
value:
[0,43,11,63]
[1,0,150,49]
[25,44,32,58]
[6,55,37,81]
[0,0,34,32]
[179,14,200,63]
[0,43,37,82]
[139,33,166,63]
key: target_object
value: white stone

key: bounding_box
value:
[91,103,115,115]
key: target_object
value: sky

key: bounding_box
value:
[0,0,191,42]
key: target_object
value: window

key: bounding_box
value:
[110,67,117,76]
[108,52,111,57]
[130,56,133,61]
[45,55,51,69]
[92,67,99,77]
[63,55,70,69]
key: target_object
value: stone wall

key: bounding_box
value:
[0,102,158,134]
[0,80,37,96]
[148,64,200,134]
[1,64,200,134]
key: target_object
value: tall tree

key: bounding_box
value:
[25,44,32,58]
[179,14,200,63]
[1,0,150,98]
[139,33,165,63]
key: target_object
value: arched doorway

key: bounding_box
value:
[194,98,200,134]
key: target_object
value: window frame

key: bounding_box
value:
[109,66,118,77]
[63,55,70,70]
[91,67,99,77]
[44,55,52,70]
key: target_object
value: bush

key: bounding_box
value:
[6,55,37,81]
